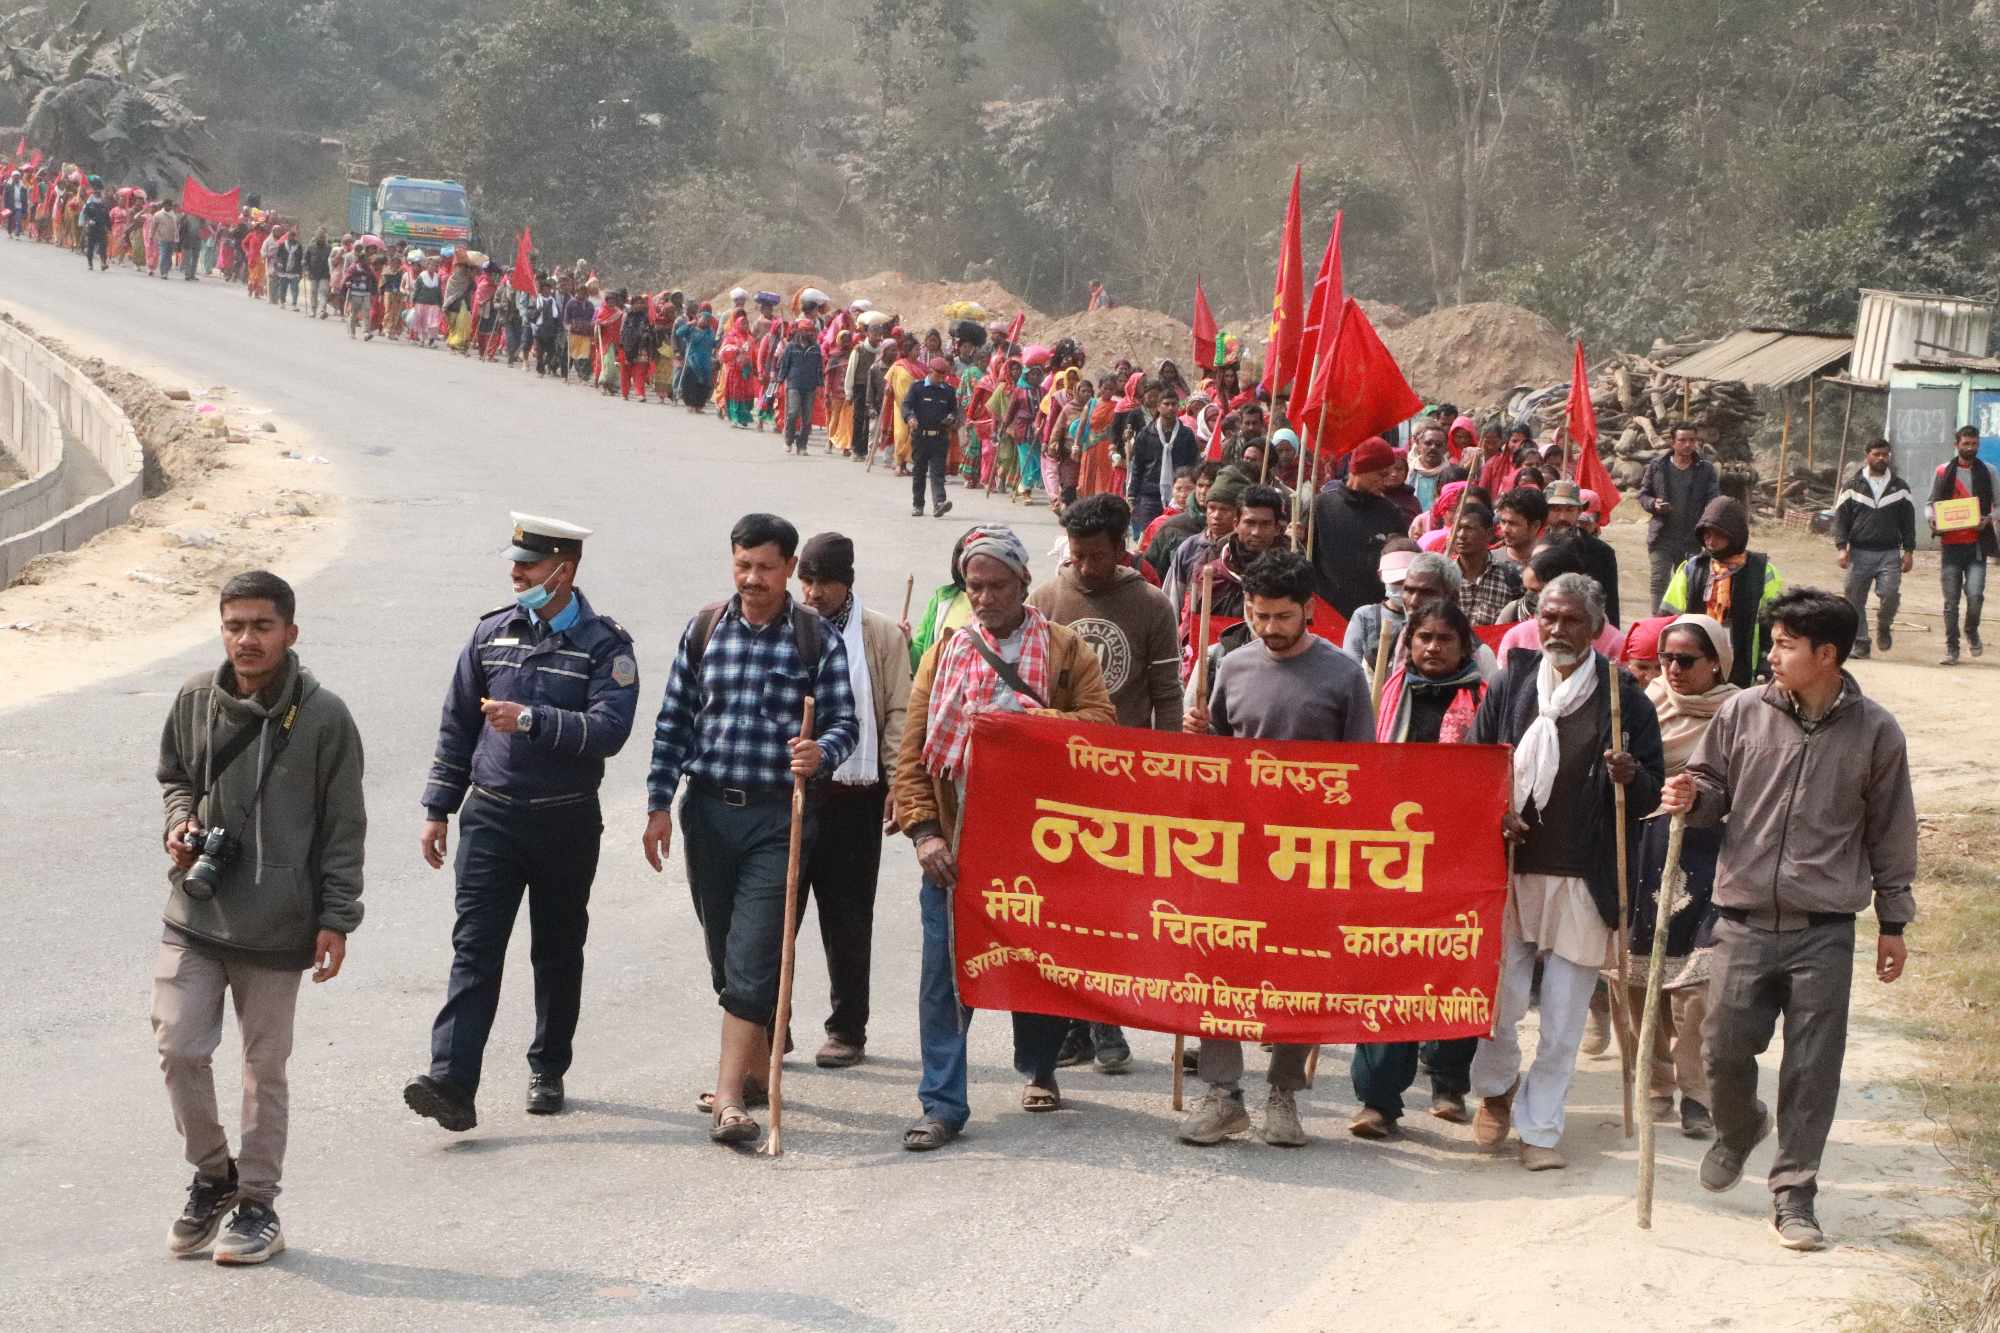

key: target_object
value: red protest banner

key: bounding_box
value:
[181,175,240,225]
[953,714,1509,1045]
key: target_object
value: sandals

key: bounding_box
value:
[695,1083,767,1114]
[1022,1081,1061,1113]
[902,1118,961,1152]
[710,1104,758,1144]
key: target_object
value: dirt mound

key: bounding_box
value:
[1357,299,1412,332]
[1381,302,1568,409]
[840,271,1039,335]
[1040,307,1195,375]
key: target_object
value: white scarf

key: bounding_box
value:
[833,597,878,785]
[1511,651,1598,814]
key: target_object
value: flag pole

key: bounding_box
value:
[1174,566,1217,1113]
[1636,814,1687,1228]
[1607,676,1635,1140]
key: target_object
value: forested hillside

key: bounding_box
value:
[10,0,2000,348]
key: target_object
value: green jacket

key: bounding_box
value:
[909,582,968,672]
[1660,555,1783,687]
[157,652,366,966]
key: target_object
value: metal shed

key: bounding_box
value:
[1658,327,1853,387]
[1850,290,1994,388]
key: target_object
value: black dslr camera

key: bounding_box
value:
[182,826,240,900]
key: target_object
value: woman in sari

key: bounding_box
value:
[1073,378,1120,499]
[825,329,855,452]
[243,219,268,299]
[1012,363,1046,499]
[720,311,757,427]
[982,357,1020,494]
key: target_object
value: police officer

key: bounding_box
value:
[404,513,639,1131]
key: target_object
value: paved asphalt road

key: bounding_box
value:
[0,242,1702,1331]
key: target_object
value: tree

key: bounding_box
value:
[438,0,716,262]
[0,2,208,189]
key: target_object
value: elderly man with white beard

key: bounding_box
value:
[1465,572,1664,1170]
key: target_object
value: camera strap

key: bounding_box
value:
[194,674,305,823]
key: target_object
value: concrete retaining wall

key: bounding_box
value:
[0,324,145,587]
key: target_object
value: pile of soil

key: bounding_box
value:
[1380,302,1569,409]
[1039,307,1195,374]
[842,271,1040,335]
[1357,299,1412,332]
[695,271,845,313]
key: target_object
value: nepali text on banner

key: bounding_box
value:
[952,713,1510,1045]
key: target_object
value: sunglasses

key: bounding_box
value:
[1660,652,1709,670]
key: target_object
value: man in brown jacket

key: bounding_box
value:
[893,524,1114,1151]
[794,532,911,1067]
[1661,588,1917,1252]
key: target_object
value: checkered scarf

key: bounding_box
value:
[921,606,1052,780]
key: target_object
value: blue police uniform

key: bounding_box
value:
[418,584,638,1104]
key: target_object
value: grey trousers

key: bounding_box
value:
[151,938,303,1204]
[1702,916,1854,1204]
[1841,547,1902,646]
[1649,541,1695,612]
[1198,1040,1310,1094]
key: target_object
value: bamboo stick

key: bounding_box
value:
[1636,815,1687,1229]
[1609,674,1634,1139]
[1174,567,1217,1113]
[758,696,817,1158]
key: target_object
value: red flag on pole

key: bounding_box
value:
[1256,167,1305,411]
[180,175,240,224]
[1297,298,1423,460]
[13,137,23,156]
[1005,311,1026,345]
[1192,278,1218,371]
[1565,339,1621,518]
[512,227,538,297]
[1292,212,1343,450]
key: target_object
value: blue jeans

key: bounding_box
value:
[916,878,1067,1128]
[1941,545,1987,652]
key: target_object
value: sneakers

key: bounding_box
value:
[1773,1197,1826,1251]
[933,500,954,518]
[404,1074,477,1132]
[1261,1088,1308,1147]
[212,1202,285,1265]
[1091,1025,1133,1075]
[910,505,924,517]
[1972,631,1985,658]
[168,1161,239,1255]
[1519,1142,1567,1171]
[1178,1089,1250,1145]
[1878,625,1894,652]
[1648,1093,1677,1122]
[1054,1024,1094,1068]
[1699,1100,1773,1192]
[526,1073,564,1115]
[1681,1097,1715,1139]
[1580,1005,1611,1056]
[1941,649,1961,666]
[1349,1107,1396,1140]
[1848,641,1870,660]
[1473,1080,1517,1149]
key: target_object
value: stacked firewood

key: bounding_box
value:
[1516,340,1762,475]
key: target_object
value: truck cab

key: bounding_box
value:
[355,175,473,248]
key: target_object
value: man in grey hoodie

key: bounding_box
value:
[154,570,365,1265]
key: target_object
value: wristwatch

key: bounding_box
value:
[517,707,536,737]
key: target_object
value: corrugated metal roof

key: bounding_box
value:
[1659,327,1852,387]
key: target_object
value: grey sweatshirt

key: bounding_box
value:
[157,651,366,967]
[1209,636,1375,743]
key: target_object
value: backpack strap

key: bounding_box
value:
[685,602,728,685]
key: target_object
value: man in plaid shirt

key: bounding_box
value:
[642,512,858,1145]
[1449,502,1522,626]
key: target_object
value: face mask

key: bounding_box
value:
[517,563,567,612]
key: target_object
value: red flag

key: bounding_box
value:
[1192,278,1218,371]
[1256,167,1305,409]
[27,149,42,171]
[511,227,537,297]
[13,137,23,156]
[1298,298,1422,459]
[1293,212,1344,449]
[1565,339,1621,518]
[1005,311,1026,344]
[180,175,239,224]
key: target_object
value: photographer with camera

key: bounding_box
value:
[154,570,366,1265]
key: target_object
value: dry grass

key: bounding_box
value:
[1857,809,2000,1331]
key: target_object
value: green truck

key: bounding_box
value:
[345,175,475,250]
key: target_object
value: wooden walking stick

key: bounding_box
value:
[1608,673,1636,1139]
[901,574,915,628]
[759,696,817,1158]
[1636,813,1687,1229]
[1173,565,1217,1113]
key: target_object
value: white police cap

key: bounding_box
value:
[505,511,592,562]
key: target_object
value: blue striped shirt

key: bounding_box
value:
[646,595,859,808]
